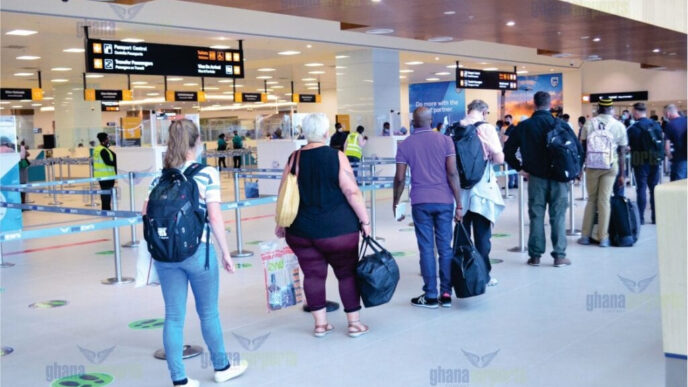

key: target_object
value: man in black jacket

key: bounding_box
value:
[504,91,583,267]
[329,122,348,152]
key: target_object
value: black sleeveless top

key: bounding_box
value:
[286,146,360,239]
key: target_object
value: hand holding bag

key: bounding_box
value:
[451,222,488,298]
[275,150,301,227]
[356,236,400,307]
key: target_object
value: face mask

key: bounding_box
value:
[195,144,204,162]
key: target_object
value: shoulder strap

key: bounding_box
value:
[183,162,204,178]
[288,150,302,176]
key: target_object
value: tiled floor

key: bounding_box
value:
[1,179,666,387]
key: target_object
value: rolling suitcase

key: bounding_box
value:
[609,194,640,247]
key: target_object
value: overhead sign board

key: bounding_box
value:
[588,91,648,103]
[101,101,120,112]
[86,39,244,78]
[1,88,43,101]
[165,90,206,102]
[84,89,133,101]
[293,93,321,103]
[235,92,267,103]
[456,69,518,90]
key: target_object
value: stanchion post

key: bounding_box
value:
[230,170,253,258]
[508,174,527,253]
[369,162,384,242]
[566,182,581,236]
[88,162,98,207]
[122,171,140,248]
[48,160,63,205]
[102,188,134,285]
[0,242,15,268]
[577,171,587,201]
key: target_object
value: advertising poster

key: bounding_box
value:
[409,81,466,129]
[504,73,563,123]
[0,116,22,232]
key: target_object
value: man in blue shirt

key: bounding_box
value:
[663,104,687,181]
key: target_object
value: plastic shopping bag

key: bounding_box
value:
[260,239,303,312]
[135,246,160,288]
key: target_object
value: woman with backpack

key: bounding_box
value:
[143,119,247,386]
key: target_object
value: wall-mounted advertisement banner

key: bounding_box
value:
[409,81,466,128]
[504,73,563,122]
[86,39,244,78]
[457,69,518,90]
[0,116,22,232]
[589,91,648,103]
[1,88,43,101]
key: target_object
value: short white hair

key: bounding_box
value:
[302,113,330,143]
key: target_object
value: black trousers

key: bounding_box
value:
[218,157,227,169]
[233,155,242,169]
[462,211,493,275]
[98,180,115,211]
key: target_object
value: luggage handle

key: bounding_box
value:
[358,236,386,259]
[454,222,475,249]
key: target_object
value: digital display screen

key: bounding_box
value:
[589,91,648,102]
[456,69,518,90]
[86,39,244,78]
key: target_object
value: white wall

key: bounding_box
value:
[294,88,337,128]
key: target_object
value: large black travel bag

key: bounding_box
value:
[451,222,488,298]
[356,237,400,307]
[447,121,488,189]
[546,119,582,182]
[609,194,640,247]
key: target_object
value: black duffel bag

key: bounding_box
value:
[356,236,400,308]
[451,222,488,298]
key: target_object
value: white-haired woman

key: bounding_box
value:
[275,114,371,338]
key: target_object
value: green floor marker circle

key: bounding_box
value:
[399,227,415,232]
[408,222,414,227]
[1,347,13,356]
[51,372,114,387]
[492,233,510,238]
[490,258,504,264]
[96,250,114,255]
[129,318,165,330]
[29,300,68,309]
[236,263,252,269]
[245,240,264,246]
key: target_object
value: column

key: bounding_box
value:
[54,84,102,147]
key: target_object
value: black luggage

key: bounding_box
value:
[356,237,400,307]
[451,222,488,298]
[447,121,488,189]
[609,194,640,247]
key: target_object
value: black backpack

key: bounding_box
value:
[143,163,210,268]
[546,119,582,182]
[609,194,640,247]
[639,120,665,165]
[448,121,488,189]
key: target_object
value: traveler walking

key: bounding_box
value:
[231,131,243,169]
[393,107,463,308]
[504,92,582,266]
[275,114,371,338]
[216,133,227,170]
[93,132,117,211]
[329,122,348,152]
[143,119,247,386]
[578,98,629,247]
[663,104,687,181]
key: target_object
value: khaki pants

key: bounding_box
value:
[582,163,619,241]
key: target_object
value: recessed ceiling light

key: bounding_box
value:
[210,45,230,50]
[426,77,440,81]
[257,68,276,72]
[304,82,318,86]
[256,75,272,79]
[43,97,54,100]
[400,69,414,73]
[335,55,349,59]
[405,61,423,65]
[122,38,144,43]
[444,11,456,15]
[446,64,464,69]
[17,55,40,60]
[85,74,104,78]
[336,66,347,69]
[305,63,324,67]
[302,77,316,81]
[11,105,23,108]
[428,36,453,42]
[31,103,42,107]
[480,62,489,65]
[306,44,312,48]
[516,70,529,74]
[399,75,407,79]
[336,73,344,76]
[147,92,160,96]
[63,48,85,53]
[652,48,661,53]
[6,29,37,36]
[183,82,198,86]
[506,21,516,27]
[435,71,450,75]
[51,79,68,83]
[278,50,301,56]
[204,86,220,90]
[483,67,498,71]
[371,0,381,2]
[14,72,33,77]
[134,85,155,89]
[668,52,677,56]
[363,79,374,83]
[580,36,590,40]
[592,37,601,42]
[549,68,555,72]
[307,87,320,90]
[222,91,234,95]
[266,81,279,85]
[366,28,394,34]
[167,77,183,81]
[308,71,325,74]
[217,79,233,83]
[131,81,148,85]
[272,85,284,89]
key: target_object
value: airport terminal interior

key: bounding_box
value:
[0,1,686,386]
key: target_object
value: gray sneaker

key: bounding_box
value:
[577,236,591,245]
[527,256,541,266]
[554,257,572,267]
[598,238,610,247]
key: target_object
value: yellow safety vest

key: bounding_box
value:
[93,145,116,178]
[345,133,362,159]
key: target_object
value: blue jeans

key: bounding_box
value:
[411,203,454,299]
[633,164,660,224]
[154,244,229,382]
[670,159,687,181]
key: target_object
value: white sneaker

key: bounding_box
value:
[487,278,499,287]
[177,379,199,387]
[214,359,248,383]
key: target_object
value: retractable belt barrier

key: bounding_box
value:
[2,174,128,189]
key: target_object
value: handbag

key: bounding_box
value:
[260,239,304,311]
[356,236,400,307]
[275,150,301,227]
[450,222,488,298]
